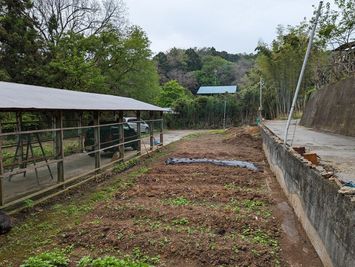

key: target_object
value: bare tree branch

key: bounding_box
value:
[30,0,126,45]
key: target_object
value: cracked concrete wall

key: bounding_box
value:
[300,75,355,136]
[261,126,355,267]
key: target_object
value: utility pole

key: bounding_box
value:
[223,98,227,130]
[284,1,323,146]
[259,77,263,122]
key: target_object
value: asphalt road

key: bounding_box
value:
[264,120,355,183]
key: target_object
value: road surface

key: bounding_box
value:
[264,120,355,183]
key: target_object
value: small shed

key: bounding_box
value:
[196,85,238,95]
[0,82,164,208]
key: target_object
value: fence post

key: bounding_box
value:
[118,111,124,160]
[136,110,141,154]
[93,111,101,169]
[149,111,154,150]
[160,111,164,145]
[16,112,24,169]
[55,111,64,183]
[78,112,84,152]
[0,122,4,206]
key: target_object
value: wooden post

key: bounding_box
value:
[0,122,4,206]
[16,112,24,169]
[149,111,154,150]
[93,111,101,169]
[159,111,164,145]
[118,111,124,159]
[136,111,141,154]
[78,112,84,152]
[55,111,64,183]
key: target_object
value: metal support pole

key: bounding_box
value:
[0,122,4,206]
[55,111,64,182]
[93,111,101,169]
[223,99,227,130]
[149,111,154,150]
[160,111,164,145]
[136,111,141,154]
[284,1,323,146]
[118,111,124,160]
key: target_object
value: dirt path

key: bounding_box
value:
[57,128,322,266]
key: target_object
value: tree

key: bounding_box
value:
[318,0,355,48]
[156,80,192,107]
[185,48,202,71]
[195,55,235,86]
[31,0,126,46]
[0,0,43,83]
[42,32,107,93]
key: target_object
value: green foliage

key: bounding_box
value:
[154,47,255,93]
[318,0,355,47]
[0,0,44,84]
[155,80,192,107]
[78,256,150,267]
[166,95,242,128]
[172,217,189,225]
[0,4,160,104]
[20,250,69,267]
[164,197,190,206]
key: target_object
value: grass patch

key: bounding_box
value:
[163,196,190,206]
[172,217,189,225]
[0,159,151,265]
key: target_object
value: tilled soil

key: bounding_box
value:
[61,127,322,266]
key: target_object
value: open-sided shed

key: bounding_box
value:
[0,82,164,209]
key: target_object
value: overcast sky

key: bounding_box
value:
[125,0,321,54]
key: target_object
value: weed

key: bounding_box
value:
[164,196,190,206]
[242,199,265,211]
[23,199,34,209]
[131,247,160,265]
[252,229,278,247]
[172,217,189,225]
[78,256,150,267]
[20,249,69,267]
[208,129,226,135]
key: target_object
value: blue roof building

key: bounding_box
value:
[196,85,238,95]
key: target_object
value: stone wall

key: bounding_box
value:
[261,125,355,267]
[300,75,355,136]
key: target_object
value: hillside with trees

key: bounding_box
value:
[153,47,255,94]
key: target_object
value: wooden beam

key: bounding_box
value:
[93,111,101,169]
[118,111,124,160]
[55,111,64,183]
[0,121,4,206]
[136,110,141,154]
[149,111,154,150]
[159,111,164,145]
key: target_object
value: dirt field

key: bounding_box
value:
[0,128,322,266]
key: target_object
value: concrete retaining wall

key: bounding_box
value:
[300,75,355,136]
[261,125,355,267]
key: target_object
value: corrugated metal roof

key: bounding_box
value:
[0,82,164,111]
[196,85,237,95]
